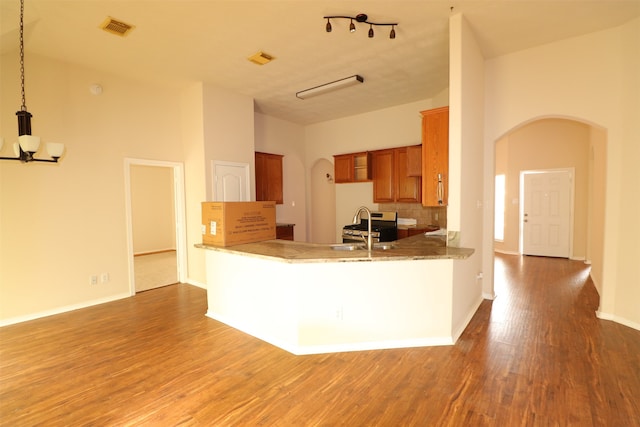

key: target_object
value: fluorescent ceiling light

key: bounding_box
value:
[296,75,364,99]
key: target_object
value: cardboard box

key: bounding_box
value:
[202,201,276,246]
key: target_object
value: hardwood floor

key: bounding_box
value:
[1,254,639,426]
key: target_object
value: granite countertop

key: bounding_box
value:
[397,224,440,231]
[196,233,474,264]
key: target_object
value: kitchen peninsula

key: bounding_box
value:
[197,234,475,355]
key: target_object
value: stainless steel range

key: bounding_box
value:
[342,211,398,244]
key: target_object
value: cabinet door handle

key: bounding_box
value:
[437,173,444,205]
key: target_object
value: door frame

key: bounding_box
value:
[124,158,188,295]
[518,167,575,258]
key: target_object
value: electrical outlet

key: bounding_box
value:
[90,275,98,285]
[101,273,109,283]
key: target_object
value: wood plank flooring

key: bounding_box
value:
[1,254,639,426]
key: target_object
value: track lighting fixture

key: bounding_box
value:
[1,0,64,163]
[323,13,398,39]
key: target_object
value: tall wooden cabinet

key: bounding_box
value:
[372,147,421,203]
[420,106,449,206]
[255,152,283,204]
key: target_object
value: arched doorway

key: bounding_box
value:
[309,158,336,243]
[492,117,607,295]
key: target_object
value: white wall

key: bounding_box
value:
[254,113,307,241]
[202,84,255,202]
[483,17,640,329]
[130,165,176,254]
[0,53,184,323]
[180,82,207,288]
[449,14,485,335]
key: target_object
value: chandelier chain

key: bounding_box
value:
[19,0,26,112]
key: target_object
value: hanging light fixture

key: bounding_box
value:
[0,0,64,163]
[323,13,398,39]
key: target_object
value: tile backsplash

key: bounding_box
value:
[378,203,447,229]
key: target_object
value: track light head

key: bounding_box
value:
[368,24,374,38]
[390,25,396,39]
[326,18,332,32]
[349,19,356,32]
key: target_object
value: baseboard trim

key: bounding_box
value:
[494,249,519,256]
[452,295,484,343]
[596,311,640,332]
[0,292,131,327]
[206,311,455,355]
[482,292,496,300]
[185,278,207,290]
[134,249,176,257]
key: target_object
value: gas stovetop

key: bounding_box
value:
[342,211,397,241]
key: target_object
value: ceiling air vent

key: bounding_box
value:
[248,51,274,66]
[100,17,135,37]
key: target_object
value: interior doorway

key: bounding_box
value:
[491,117,607,299]
[520,169,573,258]
[124,158,187,295]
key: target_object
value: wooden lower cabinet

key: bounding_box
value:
[276,224,294,241]
[397,227,437,240]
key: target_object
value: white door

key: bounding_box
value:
[521,170,572,258]
[212,161,250,201]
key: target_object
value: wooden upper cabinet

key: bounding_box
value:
[255,152,283,204]
[421,107,449,206]
[334,154,354,183]
[372,147,421,203]
[372,149,395,203]
[406,145,422,177]
[333,152,371,183]
[395,147,421,203]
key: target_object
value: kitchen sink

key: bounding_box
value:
[373,243,395,250]
[330,242,396,251]
[330,243,365,251]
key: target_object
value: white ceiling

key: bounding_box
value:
[1,0,639,125]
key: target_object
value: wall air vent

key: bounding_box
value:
[248,51,274,65]
[100,17,135,37]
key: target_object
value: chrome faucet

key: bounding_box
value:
[352,206,373,251]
